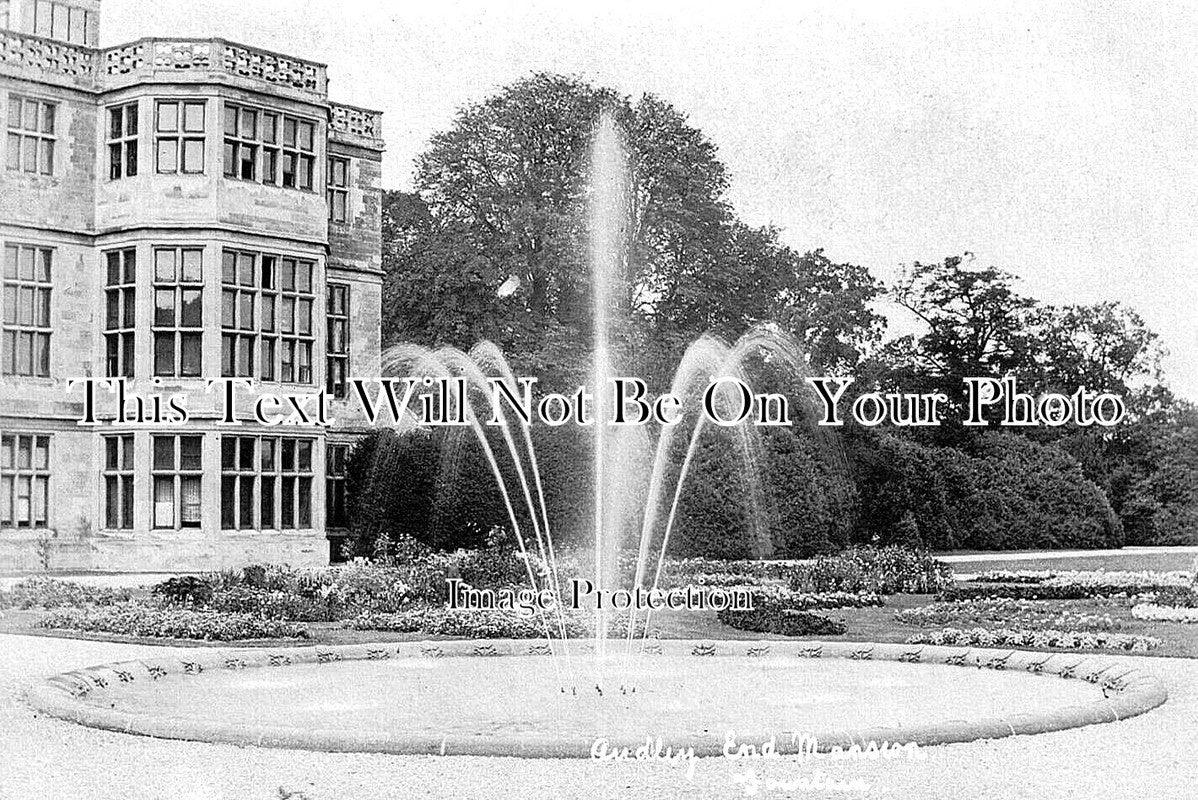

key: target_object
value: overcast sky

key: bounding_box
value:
[102,0,1198,398]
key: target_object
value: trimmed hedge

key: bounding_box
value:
[850,431,1122,551]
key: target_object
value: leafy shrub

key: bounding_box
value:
[0,578,133,610]
[151,575,216,606]
[905,626,1160,652]
[717,607,847,636]
[789,546,953,594]
[37,604,307,641]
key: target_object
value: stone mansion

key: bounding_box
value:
[0,0,384,571]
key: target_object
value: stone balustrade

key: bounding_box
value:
[2,30,328,97]
[0,28,95,85]
[330,102,383,141]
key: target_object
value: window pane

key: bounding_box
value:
[153,476,174,527]
[239,475,254,527]
[240,109,257,139]
[121,476,134,527]
[261,295,275,331]
[180,437,201,470]
[281,477,294,528]
[5,133,20,171]
[180,333,201,376]
[298,154,313,190]
[183,102,205,133]
[297,477,312,527]
[153,333,174,375]
[155,249,176,282]
[109,108,123,139]
[154,289,175,326]
[260,476,275,528]
[181,249,202,282]
[238,437,255,470]
[181,289,202,327]
[239,143,256,180]
[263,149,278,184]
[180,477,201,526]
[221,475,236,529]
[105,475,119,529]
[222,289,236,328]
[224,105,237,136]
[157,139,177,173]
[152,436,174,470]
[183,139,204,173]
[220,437,237,470]
[239,293,254,330]
[238,253,255,286]
[157,102,178,133]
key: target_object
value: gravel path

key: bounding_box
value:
[1,633,1195,799]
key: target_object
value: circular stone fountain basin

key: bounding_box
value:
[27,640,1167,757]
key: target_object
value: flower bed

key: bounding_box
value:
[0,578,133,610]
[1131,604,1198,623]
[1137,586,1198,608]
[345,607,649,639]
[740,587,884,611]
[895,598,1122,631]
[972,570,1057,584]
[942,570,1193,602]
[714,587,865,636]
[789,546,953,595]
[904,626,1160,652]
[37,604,308,641]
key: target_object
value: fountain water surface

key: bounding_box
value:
[377,110,818,692]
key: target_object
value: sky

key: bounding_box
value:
[101,0,1198,398]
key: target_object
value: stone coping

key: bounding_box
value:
[25,639,1168,758]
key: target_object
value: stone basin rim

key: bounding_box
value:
[24,638,1169,758]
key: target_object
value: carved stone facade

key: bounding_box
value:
[0,0,384,571]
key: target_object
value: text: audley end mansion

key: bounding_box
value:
[0,0,385,570]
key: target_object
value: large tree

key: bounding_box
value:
[382,72,883,384]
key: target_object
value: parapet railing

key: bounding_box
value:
[330,101,384,142]
[1,30,328,97]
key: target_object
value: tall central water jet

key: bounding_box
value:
[587,111,628,655]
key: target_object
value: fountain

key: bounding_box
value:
[24,111,1169,757]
